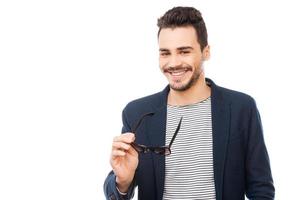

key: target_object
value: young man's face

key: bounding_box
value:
[158,26,210,91]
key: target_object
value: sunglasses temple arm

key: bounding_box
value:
[169,117,183,147]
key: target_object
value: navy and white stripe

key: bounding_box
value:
[163,97,216,200]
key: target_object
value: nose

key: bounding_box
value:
[168,55,182,68]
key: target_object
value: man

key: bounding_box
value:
[103,6,275,200]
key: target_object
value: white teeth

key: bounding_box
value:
[172,71,185,76]
[170,69,187,76]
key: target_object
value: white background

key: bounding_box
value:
[0,0,299,199]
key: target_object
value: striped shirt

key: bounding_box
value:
[163,97,216,200]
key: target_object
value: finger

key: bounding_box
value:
[113,133,135,144]
[111,150,126,157]
[127,145,139,156]
[112,142,131,151]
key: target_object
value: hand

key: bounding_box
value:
[110,133,138,193]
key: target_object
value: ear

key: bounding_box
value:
[202,45,210,61]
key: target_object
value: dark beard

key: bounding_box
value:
[170,68,201,91]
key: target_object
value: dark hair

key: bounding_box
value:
[157,6,208,51]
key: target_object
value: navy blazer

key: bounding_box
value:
[104,78,275,200]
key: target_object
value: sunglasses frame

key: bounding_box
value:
[130,112,182,156]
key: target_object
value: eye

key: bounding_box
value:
[160,52,170,56]
[180,51,190,55]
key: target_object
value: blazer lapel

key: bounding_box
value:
[147,106,167,200]
[210,80,231,200]
[145,87,169,200]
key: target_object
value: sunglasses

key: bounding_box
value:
[130,112,182,156]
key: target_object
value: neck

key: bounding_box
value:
[167,76,211,106]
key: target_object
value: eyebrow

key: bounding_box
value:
[159,46,194,52]
[159,48,170,52]
[177,46,193,51]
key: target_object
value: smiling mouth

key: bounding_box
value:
[164,67,192,76]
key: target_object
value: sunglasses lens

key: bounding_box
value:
[164,148,171,156]
[154,147,171,155]
[132,144,171,156]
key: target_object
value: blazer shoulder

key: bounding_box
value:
[216,85,257,108]
[123,90,164,115]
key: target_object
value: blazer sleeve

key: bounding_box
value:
[245,99,275,199]
[103,108,137,200]
[103,171,136,200]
